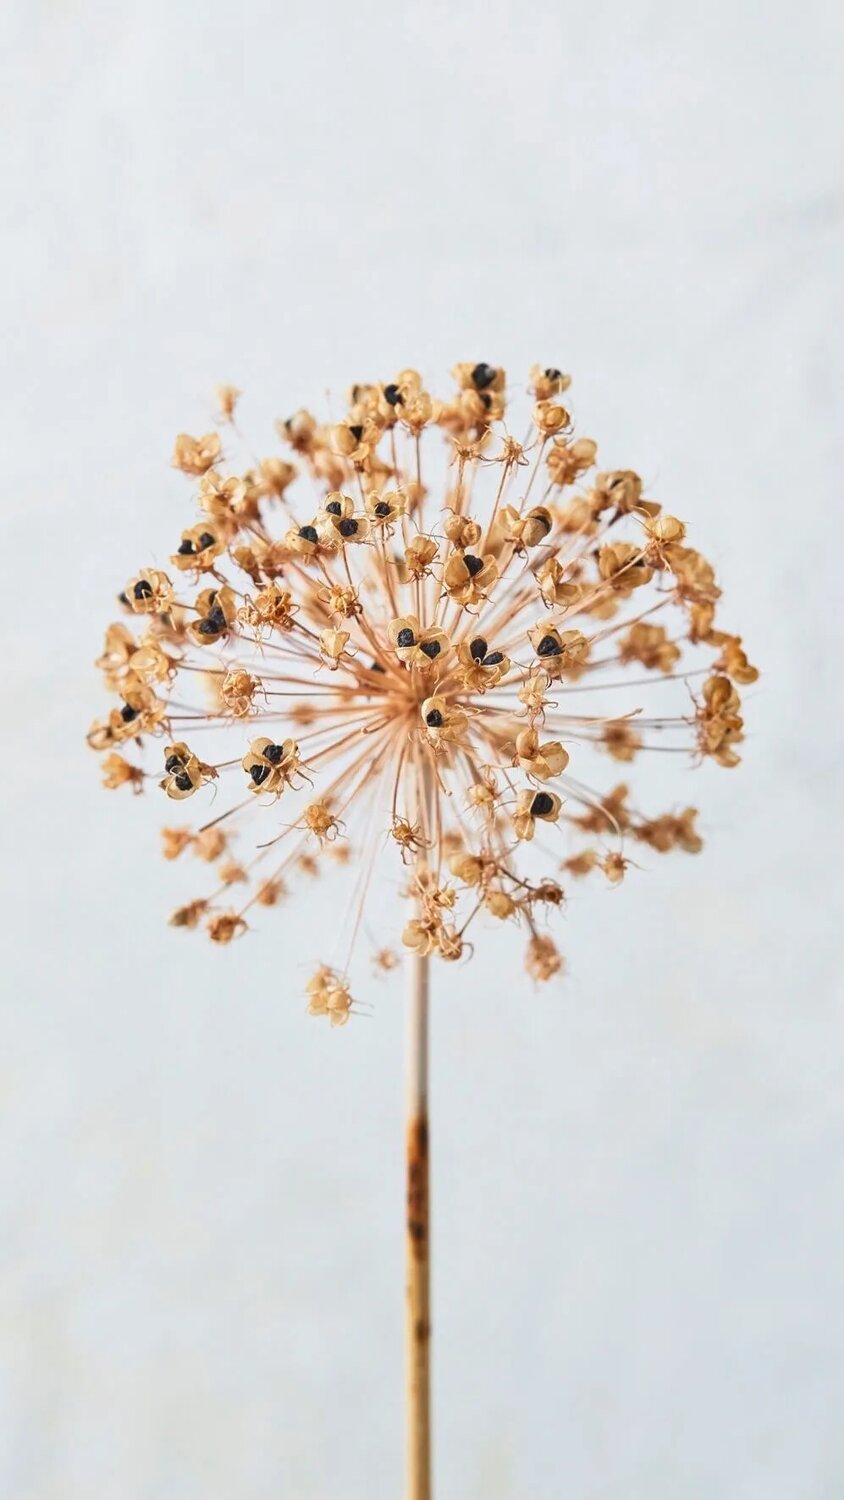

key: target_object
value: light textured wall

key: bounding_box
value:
[2,2,843,1496]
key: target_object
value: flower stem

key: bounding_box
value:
[406,944,431,1500]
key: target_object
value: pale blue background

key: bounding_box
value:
[2,2,843,1496]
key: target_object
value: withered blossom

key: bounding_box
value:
[89,363,756,1010]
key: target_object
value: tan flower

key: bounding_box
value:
[512,788,562,841]
[420,695,467,746]
[169,899,208,928]
[207,911,247,943]
[697,675,744,767]
[546,436,597,487]
[171,523,225,573]
[528,624,589,679]
[601,721,642,763]
[513,728,569,780]
[457,635,510,692]
[442,550,497,606]
[529,365,571,401]
[302,800,342,843]
[443,512,482,549]
[306,965,354,1025]
[319,628,351,670]
[242,736,303,794]
[101,752,144,792]
[123,568,174,615]
[525,933,564,982]
[187,586,237,646]
[619,622,680,673]
[215,385,241,422]
[172,432,222,476]
[160,742,216,800]
[388,615,451,670]
[598,542,654,594]
[404,534,439,580]
[219,668,259,717]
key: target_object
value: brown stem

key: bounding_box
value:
[406,943,431,1500]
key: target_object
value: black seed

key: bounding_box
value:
[383,383,403,406]
[397,627,415,649]
[165,754,184,773]
[263,743,284,764]
[471,362,496,390]
[531,792,554,817]
[174,771,193,792]
[370,660,386,673]
[120,703,139,722]
[206,607,226,629]
[483,651,504,666]
[298,525,318,543]
[469,636,488,662]
[198,531,215,550]
[133,580,153,600]
[464,554,484,578]
[544,367,562,380]
[250,764,270,785]
[349,424,364,441]
[537,634,561,657]
[374,501,391,518]
[479,392,492,410]
[425,709,443,728]
[197,618,219,636]
[177,539,194,555]
[325,500,342,516]
[338,518,358,538]
[419,640,440,660]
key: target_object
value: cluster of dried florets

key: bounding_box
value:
[88,364,756,1017]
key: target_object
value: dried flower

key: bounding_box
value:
[172,432,222,476]
[89,365,756,1008]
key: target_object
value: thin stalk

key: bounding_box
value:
[406,943,431,1500]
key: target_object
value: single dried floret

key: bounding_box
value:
[101,752,144,792]
[207,911,247,943]
[618,622,680,673]
[238,584,297,634]
[319,628,351,670]
[513,728,568,780]
[242,737,303,794]
[442,550,497,606]
[219,668,259,717]
[171,523,225,573]
[527,624,589,679]
[404,534,439,580]
[303,800,342,843]
[598,542,654,594]
[601,721,642,763]
[124,568,174,615]
[160,742,216,800]
[306,965,354,1025]
[525,933,563,982]
[697,675,744,767]
[172,431,222,475]
[512,788,563,841]
[420,695,467,746]
[388,615,451,670]
[187,586,237,646]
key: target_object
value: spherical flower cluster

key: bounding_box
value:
[88,363,757,1013]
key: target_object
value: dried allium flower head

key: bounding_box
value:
[89,363,757,1009]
